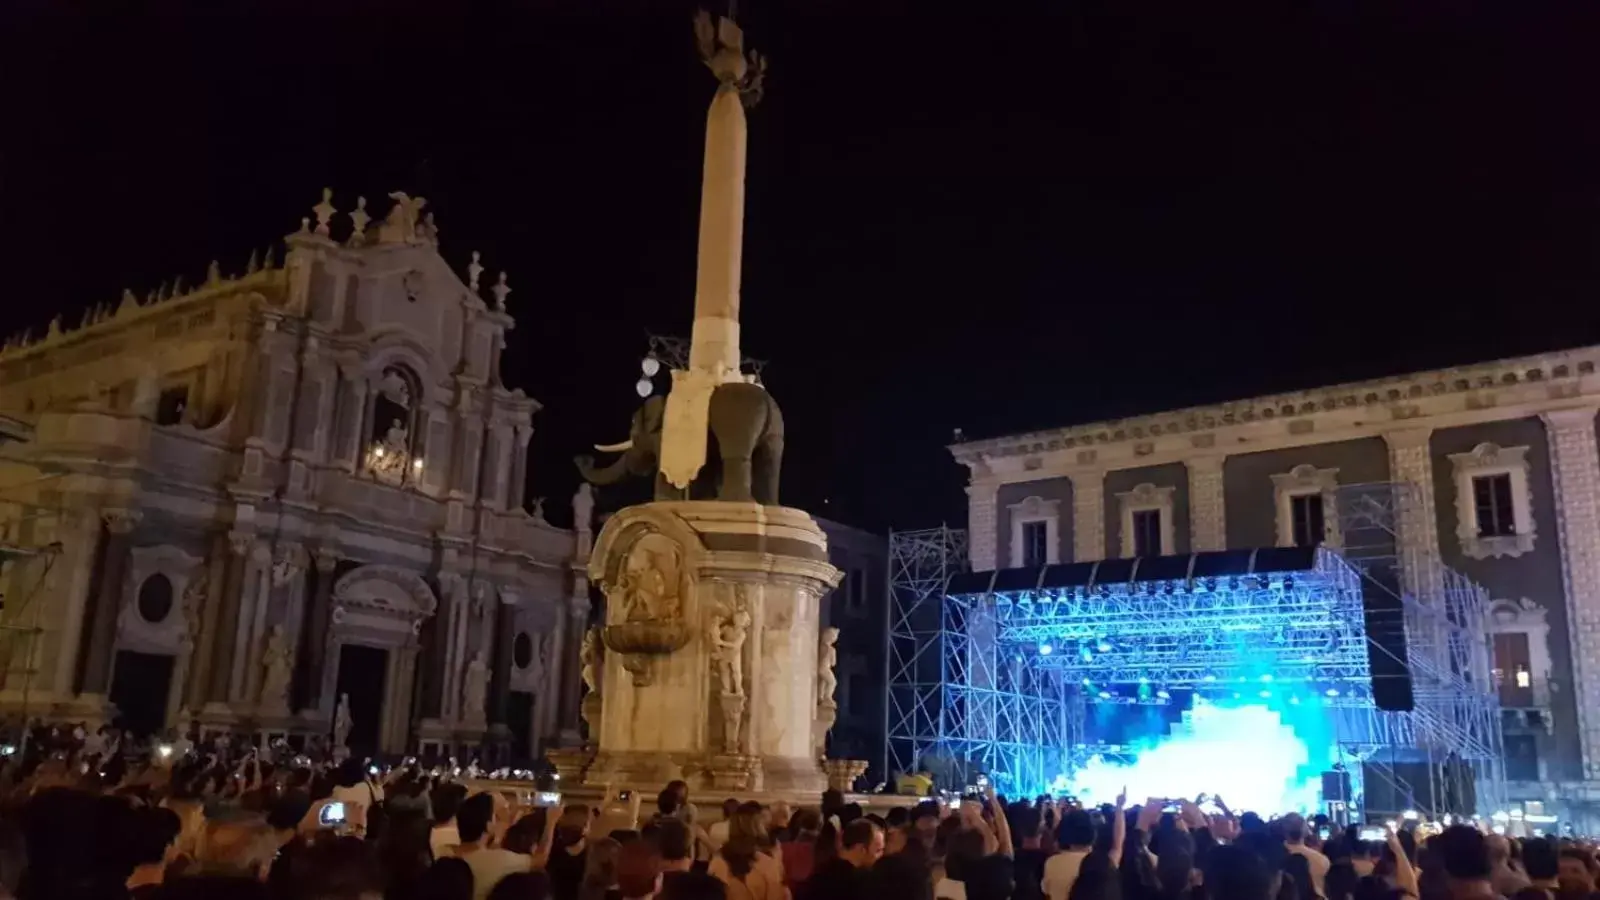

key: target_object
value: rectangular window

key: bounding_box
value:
[1021,521,1048,568]
[1473,473,1517,537]
[1494,631,1535,707]
[847,673,871,716]
[846,568,867,615]
[1503,733,1540,782]
[1131,509,1162,558]
[1290,493,1326,547]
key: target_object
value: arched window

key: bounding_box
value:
[365,366,423,486]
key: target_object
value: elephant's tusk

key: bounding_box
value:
[593,439,634,453]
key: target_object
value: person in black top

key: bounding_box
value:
[801,819,883,900]
[1008,804,1048,900]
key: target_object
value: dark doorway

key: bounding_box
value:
[334,644,388,756]
[109,651,174,739]
[507,692,534,764]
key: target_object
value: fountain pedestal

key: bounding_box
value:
[582,501,839,798]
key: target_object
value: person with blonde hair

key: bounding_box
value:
[709,802,786,900]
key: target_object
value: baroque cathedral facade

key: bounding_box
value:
[0,191,589,760]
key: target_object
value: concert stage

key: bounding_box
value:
[885,485,1506,819]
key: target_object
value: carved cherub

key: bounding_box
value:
[580,626,602,694]
[817,627,840,706]
[707,608,751,697]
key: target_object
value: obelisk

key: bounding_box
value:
[658,11,765,492]
[572,12,843,800]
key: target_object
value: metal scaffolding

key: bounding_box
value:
[884,526,1071,795]
[886,482,1505,817]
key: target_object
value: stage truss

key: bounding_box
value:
[885,483,1506,817]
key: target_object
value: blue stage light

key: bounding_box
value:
[1289,695,1301,705]
[1039,644,1053,656]
[1097,639,1112,653]
[1203,674,1217,682]
[1098,691,1112,700]
[1156,689,1171,700]
[1259,690,1272,698]
[1325,688,1341,697]
[1260,674,1274,683]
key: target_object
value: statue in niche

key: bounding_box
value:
[580,626,602,695]
[259,625,293,710]
[610,533,684,624]
[707,607,751,697]
[817,627,839,707]
[463,652,489,719]
[333,693,352,749]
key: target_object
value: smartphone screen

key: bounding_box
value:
[319,801,348,826]
[1358,826,1386,841]
[535,791,562,807]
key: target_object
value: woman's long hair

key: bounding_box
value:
[719,804,768,880]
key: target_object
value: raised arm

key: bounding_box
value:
[1109,789,1127,867]
[1387,826,1418,898]
[986,785,1013,857]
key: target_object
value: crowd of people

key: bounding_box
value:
[1,736,1598,900]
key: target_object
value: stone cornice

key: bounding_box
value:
[953,345,1600,482]
[0,270,284,365]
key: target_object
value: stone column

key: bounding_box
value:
[965,482,999,572]
[1187,456,1228,552]
[1069,470,1106,563]
[490,601,515,726]
[560,593,590,738]
[1382,428,1444,600]
[228,542,272,704]
[205,532,256,704]
[302,547,340,712]
[77,510,140,696]
[1540,407,1600,780]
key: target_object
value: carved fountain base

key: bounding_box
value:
[581,500,840,800]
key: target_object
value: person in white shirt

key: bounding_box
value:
[1041,809,1096,900]
[430,782,470,859]
[1281,813,1331,899]
[451,792,532,900]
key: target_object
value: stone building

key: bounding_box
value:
[952,348,1600,829]
[0,191,589,760]
[815,517,889,780]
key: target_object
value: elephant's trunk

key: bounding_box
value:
[594,439,634,453]
[575,454,632,485]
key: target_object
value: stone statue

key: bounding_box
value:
[693,9,768,107]
[377,192,427,244]
[463,652,489,719]
[708,608,751,696]
[259,625,293,710]
[580,627,602,695]
[576,384,784,505]
[333,693,352,749]
[818,627,839,707]
[181,574,206,647]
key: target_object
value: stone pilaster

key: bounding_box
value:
[561,592,591,738]
[228,541,272,704]
[1187,456,1228,552]
[1540,407,1600,780]
[333,365,369,472]
[490,601,515,725]
[1382,428,1444,600]
[965,482,999,572]
[1069,470,1106,563]
[77,509,140,696]
[509,424,532,511]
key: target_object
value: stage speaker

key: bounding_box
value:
[1360,564,1414,712]
[1321,769,1351,804]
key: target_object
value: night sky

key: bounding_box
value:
[3,2,1599,534]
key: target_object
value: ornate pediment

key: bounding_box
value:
[333,564,438,617]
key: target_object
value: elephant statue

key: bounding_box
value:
[576,381,784,505]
